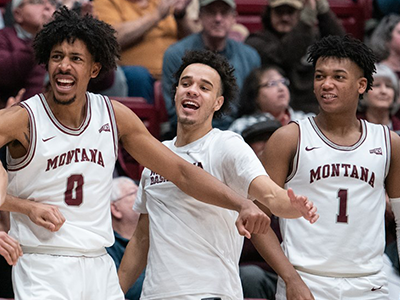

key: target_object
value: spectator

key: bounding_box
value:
[245,0,345,114]
[369,14,400,76]
[94,0,194,103]
[357,63,400,134]
[229,65,313,135]
[0,0,56,107]
[162,0,261,138]
[107,177,144,300]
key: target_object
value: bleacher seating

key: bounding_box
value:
[235,0,373,40]
[113,81,167,181]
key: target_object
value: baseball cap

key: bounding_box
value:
[12,0,24,10]
[269,0,303,10]
[241,119,282,144]
[199,0,236,9]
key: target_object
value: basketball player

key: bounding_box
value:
[261,35,400,299]
[118,50,318,300]
[0,7,293,300]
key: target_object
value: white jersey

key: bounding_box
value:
[282,117,391,276]
[134,129,267,300]
[7,92,118,254]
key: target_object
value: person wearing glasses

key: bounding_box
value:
[229,65,313,136]
[107,177,144,300]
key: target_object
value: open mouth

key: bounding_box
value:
[182,100,199,110]
[55,78,75,92]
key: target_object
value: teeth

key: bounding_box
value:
[323,94,335,99]
[57,79,73,84]
[183,101,199,107]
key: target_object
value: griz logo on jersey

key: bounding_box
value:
[149,162,204,186]
[46,148,105,171]
[309,163,375,187]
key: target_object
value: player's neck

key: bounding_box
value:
[45,91,88,129]
[175,123,213,147]
[314,113,361,146]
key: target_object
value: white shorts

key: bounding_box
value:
[276,269,389,300]
[12,252,125,300]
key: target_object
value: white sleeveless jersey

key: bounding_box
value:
[7,92,118,253]
[134,129,267,300]
[282,117,391,276]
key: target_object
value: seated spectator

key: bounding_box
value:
[0,0,56,107]
[229,65,313,135]
[107,177,144,300]
[245,0,345,114]
[162,0,261,138]
[94,0,194,103]
[357,63,400,134]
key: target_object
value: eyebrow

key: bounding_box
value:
[180,76,214,87]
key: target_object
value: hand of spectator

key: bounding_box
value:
[286,275,315,300]
[27,202,66,232]
[288,188,319,224]
[235,199,270,239]
[173,0,191,16]
[157,0,177,20]
[6,88,25,108]
[0,231,22,266]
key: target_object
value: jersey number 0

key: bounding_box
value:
[65,174,84,206]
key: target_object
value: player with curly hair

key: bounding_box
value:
[261,35,400,299]
[118,50,318,300]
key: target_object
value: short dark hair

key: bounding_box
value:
[307,35,376,98]
[33,6,120,78]
[172,50,238,119]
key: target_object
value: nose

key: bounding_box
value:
[321,77,334,89]
[58,57,71,72]
[186,84,199,96]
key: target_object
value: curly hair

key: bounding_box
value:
[172,50,238,119]
[237,65,287,117]
[307,35,376,98]
[33,6,120,78]
[369,14,400,61]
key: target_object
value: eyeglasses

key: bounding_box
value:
[112,191,137,203]
[259,78,290,89]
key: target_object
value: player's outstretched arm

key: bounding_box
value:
[113,100,270,238]
[0,195,65,232]
[386,132,400,260]
[248,123,318,223]
[248,176,318,223]
[0,162,7,207]
[0,231,22,266]
[118,213,149,294]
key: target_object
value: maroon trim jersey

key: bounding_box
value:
[7,92,118,253]
[282,117,391,276]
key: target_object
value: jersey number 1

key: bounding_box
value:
[65,174,84,206]
[337,189,348,223]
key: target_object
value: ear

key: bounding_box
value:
[13,7,23,24]
[358,77,368,95]
[214,95,224,112]
[90,62,102,79]
[110,203,122,220]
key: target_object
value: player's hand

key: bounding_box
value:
[288,188,319,224]
[0,231,22,266]
[236,200,270,239]
[286,275,315,300]
[27,202,66,232]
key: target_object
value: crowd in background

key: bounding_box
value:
[0,0,400,299]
